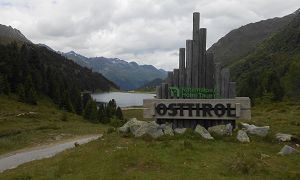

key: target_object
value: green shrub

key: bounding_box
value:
[224,152,265,175]
[106,127,116,134]
[179,128,200,140]
[60,111,68,122]
[109,117,123,128]
[183,140,193,150]
[35,124,61,131]
[0,129,22,138]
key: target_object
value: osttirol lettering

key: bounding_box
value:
[156,103,167,116]
[155,103,236,117]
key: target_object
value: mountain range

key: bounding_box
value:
[0,24,31,45]
[209,8,300,101]
[207,9,299,66]
[136,78,164,91]
[62,51,167,90]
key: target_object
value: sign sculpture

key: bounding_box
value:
[143,12,251,129]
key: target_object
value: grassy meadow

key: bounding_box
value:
[0,95,107,155]
[0,96,300,179]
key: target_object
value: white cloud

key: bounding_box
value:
[0,0,299,70]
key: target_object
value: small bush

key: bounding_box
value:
[141,134,154,142]
[262,133,276,143]
[183,140,193,150]
[107,127,116,134]
[61,112,68,122]
[35,124,61,131]
[291,120,300,126]
[224,152,265,175]
[109,117,123,128]
[0,129,22,138]
[277,109,287,113]
[14,173,33,180]
[178,128,199,140]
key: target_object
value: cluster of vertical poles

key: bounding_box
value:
[157,12,236,99]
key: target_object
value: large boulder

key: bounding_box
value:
[194,125,214,140]
[130,121,148,135]
[208,124,232,136]
[119,119,167,138]
[241,123,269,137]
[174,128,187,134]
[162,122,174,136]
[118,118,147,133]
[278,145,299,156]
[276,133,293,142]
[146,121,164,138]
[237,130,250,143]
[132,121,164,138]
[132,124,148,137]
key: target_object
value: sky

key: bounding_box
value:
[0,0,299,70]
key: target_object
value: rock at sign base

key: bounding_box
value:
[208,124,232,136]
[132,121,163,138]
[145,121,164,138]
[162,123,174,136]
[226,123,233,136]
[118,118,137,133]
[118,119,169,138]
[174,128,187,134]
[237,130,250,143]
[241,123,269,137]
[118,118,147,134]
[129,120,148,135]
[194,125,214,140]
[278,145,299,156]
[276,133,293,142]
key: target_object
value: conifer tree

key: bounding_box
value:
[97,104,106,123]
[24,76,37,105]
[0,75,3,94]
[61,91,74,112]
[82,93,92,109]
[47,70,61,105]
[83,99,98,122]
[70,87,82,115]
[3,78,10,95]
[106,99,117,118]
[116,107,123,120]
[17,84,25,102]
[0,75,10,95]
[25,87,37,105]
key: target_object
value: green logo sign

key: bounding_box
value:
[169,87,219,99]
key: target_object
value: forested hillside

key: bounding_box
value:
[208,9,297,66]
[0,42,117,113]
[136,78,163,91]
[231,12,300,101]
